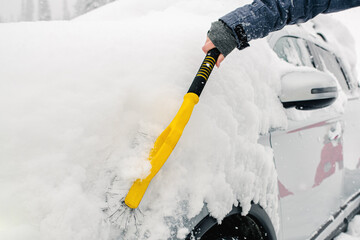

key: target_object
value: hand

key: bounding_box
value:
[202,37,225,67]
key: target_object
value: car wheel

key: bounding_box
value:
[202,214,265,240]
[186,204,276,240]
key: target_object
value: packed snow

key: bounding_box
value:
[0,1,359,240]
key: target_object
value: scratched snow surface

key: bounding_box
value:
[0,1,357,240]
[0,3,284,240]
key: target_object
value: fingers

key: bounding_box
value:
[216,54,225,67]
[202,37,225,68]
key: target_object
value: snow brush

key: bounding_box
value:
[124,48,221,209]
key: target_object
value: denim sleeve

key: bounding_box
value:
[221,0,360,49]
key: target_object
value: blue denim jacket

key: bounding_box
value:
[221,0,360,50]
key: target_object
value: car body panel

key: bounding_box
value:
[341,96,360,202]
[184,20,360,240]
[272,116,343,239]
[268,21,360,240]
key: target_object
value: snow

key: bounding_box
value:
[331,8,360,80]
[0,1,359,240]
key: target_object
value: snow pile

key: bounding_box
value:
[306,15,358,83]
[331,8,360,84]
[0,1,355,240]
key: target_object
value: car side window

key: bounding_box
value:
[313,45,351,91]
[273,36,315,68]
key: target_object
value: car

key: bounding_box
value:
[1,2,359,240]
[184,17,360,240]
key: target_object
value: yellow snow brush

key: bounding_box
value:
[125,48,221,209]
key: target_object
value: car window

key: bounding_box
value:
[313,45,351,91]
[273,36,315,68]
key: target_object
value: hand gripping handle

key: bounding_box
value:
[124,48,220,209]
[187,48,221,97]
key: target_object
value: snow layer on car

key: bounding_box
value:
[0,1,356,240]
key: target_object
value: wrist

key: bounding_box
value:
[207,20,237,57]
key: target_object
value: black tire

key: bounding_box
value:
[186,204,277,240]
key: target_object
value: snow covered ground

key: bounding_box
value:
[0,1,359,240]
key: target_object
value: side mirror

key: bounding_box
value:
[280,70,338,110]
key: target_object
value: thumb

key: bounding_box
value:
[216,54,225,68]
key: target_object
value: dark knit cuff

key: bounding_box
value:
[207,20,238,57]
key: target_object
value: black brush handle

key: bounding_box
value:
[188,48,221,97]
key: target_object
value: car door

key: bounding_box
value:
[271,36,343,240]
[311,44,360,205]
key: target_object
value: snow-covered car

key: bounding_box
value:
[1,1,360,240]
[185,19,360,240]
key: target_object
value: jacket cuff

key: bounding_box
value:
[207,20,238,57]
[232,23,250,50]
[219,14,250,51]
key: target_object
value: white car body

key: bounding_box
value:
[268,24,360,240]
[186,18,360,240]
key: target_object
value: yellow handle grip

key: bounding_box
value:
[125,93,199,209]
